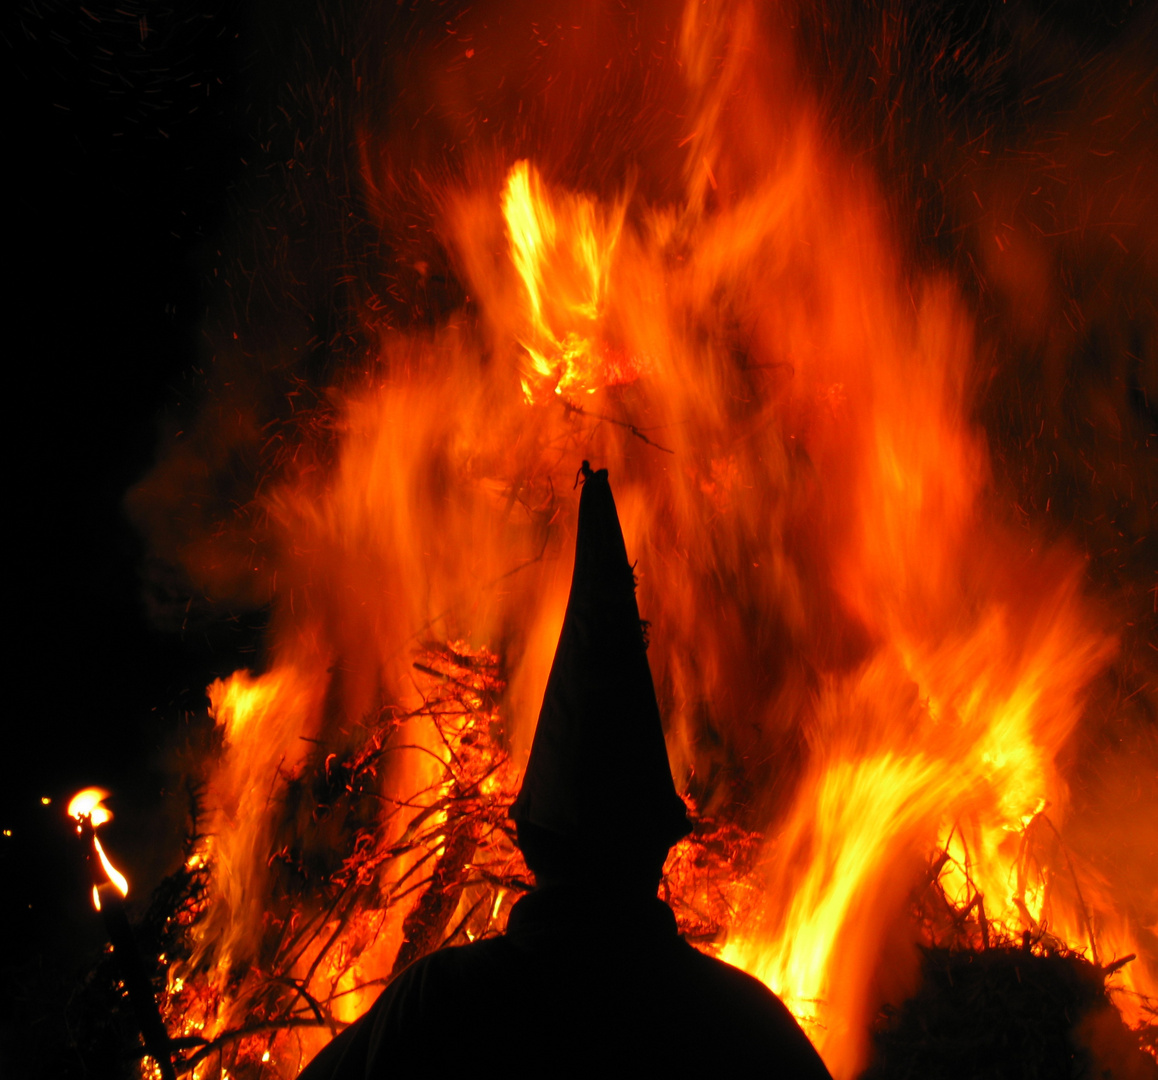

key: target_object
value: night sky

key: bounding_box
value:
[7,0,251,1060]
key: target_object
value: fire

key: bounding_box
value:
[93,835,129,899]
[502,160,637,401]
[180,666,327,975]
[126,1,1156,1076]
[68,787,112,829]
[69,787,129,909]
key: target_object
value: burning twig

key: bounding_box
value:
[177,1018,332,1074]
[102,636,769,1077]
[141,642,529,1076]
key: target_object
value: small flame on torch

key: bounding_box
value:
[68,787,111,827]
[68,788,129,908]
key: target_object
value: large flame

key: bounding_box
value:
[502,160,636,401]
[138,1,1155,1076]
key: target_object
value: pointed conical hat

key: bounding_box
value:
[511,463,691,851]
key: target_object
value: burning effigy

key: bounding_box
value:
[59,0,1157,1077]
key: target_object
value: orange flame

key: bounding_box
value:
[183,665,327,978]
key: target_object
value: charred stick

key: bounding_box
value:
[324,976,392,1006]
[385,844,441,897]
[301,892,365,994]
[468,867,533,893]
[412,662,491,698]
[278,888,349,974]
[1101,954,1137,978]
[385,870,440,907]
[1040,814,1100,967]
[275,975,331,1030]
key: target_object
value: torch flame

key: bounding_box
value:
[69,788,129,908]
[68,787,112,828]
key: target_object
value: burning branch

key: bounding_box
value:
[65,634,771,1078]
[145,641,530,1077]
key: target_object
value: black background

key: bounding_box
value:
[6,0,250,1032]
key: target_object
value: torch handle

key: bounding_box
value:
[80,817,177,1080]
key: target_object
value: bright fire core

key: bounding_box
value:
[136,3,1156,1077]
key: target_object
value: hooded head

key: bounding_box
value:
[511,463,691,882]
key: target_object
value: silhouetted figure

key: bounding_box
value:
[298,464,831,1078]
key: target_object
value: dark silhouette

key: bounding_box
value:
[298,463,831,1078]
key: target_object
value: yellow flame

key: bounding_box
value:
[501,160,634,400]
[502,160,554,327]
[70,789,129,909]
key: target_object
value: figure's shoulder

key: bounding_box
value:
[669,944,833,1078]
[674,940,783,999]
[386,934,518,1002]
[404,935,513,974]
[361,937,521,1069]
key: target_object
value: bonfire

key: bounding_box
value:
[26,1,1158,1077]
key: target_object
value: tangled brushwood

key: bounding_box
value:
[65,636,1156,1079]
[865,844,1158,1079]
[864,943,1157,1080]
[64,640,765,1077]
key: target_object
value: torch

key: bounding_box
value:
[68,789,177,1080]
